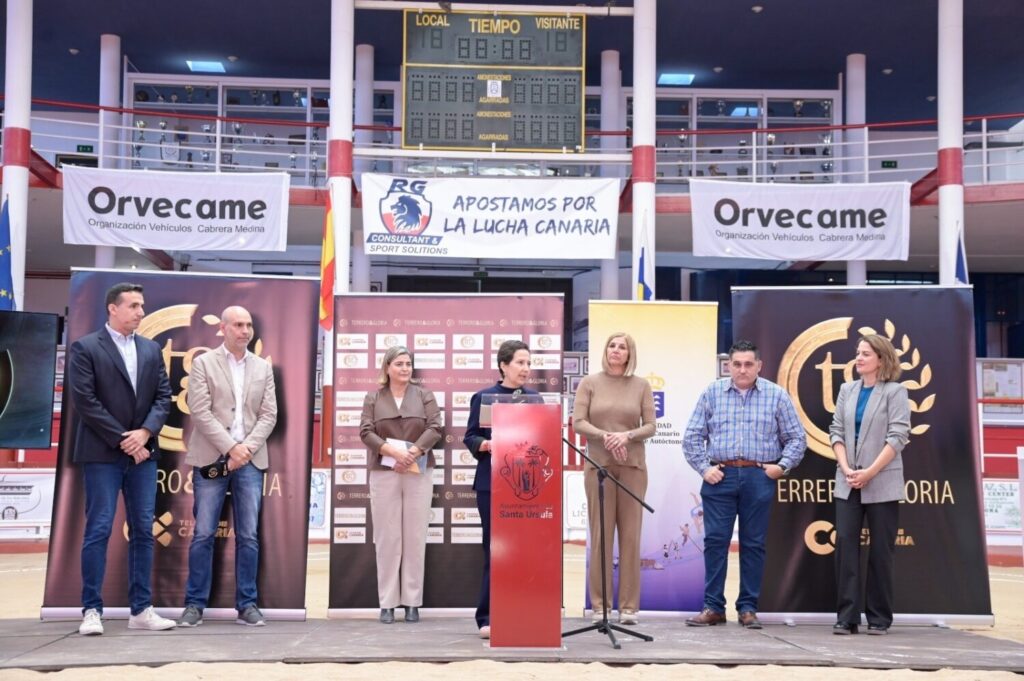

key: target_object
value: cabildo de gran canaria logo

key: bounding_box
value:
[138,305,270,452]
[778,317,935,460]
[644,372,666,419]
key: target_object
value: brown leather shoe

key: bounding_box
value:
[738,611,762,629]
[686,608,727,626]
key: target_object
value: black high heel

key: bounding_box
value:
[832,621,858,635]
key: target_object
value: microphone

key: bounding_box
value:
[512,388,523,403]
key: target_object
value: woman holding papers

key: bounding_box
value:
[829,334,910,636]
[464,339,538,639]
[572,332,656,626]
[360,346,442,625]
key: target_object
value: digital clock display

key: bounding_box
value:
[402,10,585,152]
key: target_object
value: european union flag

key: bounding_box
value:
[0,199,15,311]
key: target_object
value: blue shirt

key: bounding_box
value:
[854,384,874,442]
[683,376,806,475]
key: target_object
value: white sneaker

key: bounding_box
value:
[127,606,176,631]
[479,625,491,639]
[619,609,639,625]
[79,608,104,636]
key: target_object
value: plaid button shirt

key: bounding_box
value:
[683,377,806,475]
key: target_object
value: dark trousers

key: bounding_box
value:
[474,490,490,628]
[835,490,899,627]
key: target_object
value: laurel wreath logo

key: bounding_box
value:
[855,319,935,435]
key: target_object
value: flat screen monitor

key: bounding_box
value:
[0,310,60,449]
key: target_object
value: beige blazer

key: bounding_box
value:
[185,347,278,470]
[829,379,911,503]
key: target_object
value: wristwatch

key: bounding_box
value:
[777,463,790,476]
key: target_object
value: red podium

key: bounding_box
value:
[489,402,563,648]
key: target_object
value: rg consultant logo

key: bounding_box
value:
[499,442,554,501]
[379,179,432,236]
[777,317,934,460]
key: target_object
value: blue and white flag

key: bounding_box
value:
[0,199,15,311]
[955,222,969,285]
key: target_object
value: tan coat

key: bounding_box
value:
[184,347,278,470]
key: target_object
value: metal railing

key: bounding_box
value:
[2,100,1022,192]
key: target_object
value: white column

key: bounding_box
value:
[937,0,965,286]
[845,53,867,286]
[329,0,355,295]
[352,229,371,292]
[353,44,374,189]
[95,33,120,269]
[2,0,33,310]
[391,84,405,175]
[599,50,621,300]
[631,0,656,300]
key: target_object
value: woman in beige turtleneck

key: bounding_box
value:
[572,332,656,625]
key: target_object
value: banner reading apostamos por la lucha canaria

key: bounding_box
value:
[691,179,910,261]
[62,166,290,252]
[360,174,619,259]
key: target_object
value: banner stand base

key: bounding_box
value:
[758,612,995,627]
[326,607,473,620]
[40,607,307,622]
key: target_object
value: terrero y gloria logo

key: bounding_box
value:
[778,317,935,460]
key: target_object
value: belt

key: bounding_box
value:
[713,459,776,469]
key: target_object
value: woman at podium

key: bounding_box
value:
[572,332,656,625]
[359,346,443,625]
[463,339,538,639]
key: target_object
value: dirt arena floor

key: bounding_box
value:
[0,543,1021,680]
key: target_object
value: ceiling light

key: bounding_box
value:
[713,66,724,73]
[187,60,226,73]
[68,48,80,56]
[658,73,695,86]
[227,55,239,62]
[751,5,764,13]
[882,68,893,75]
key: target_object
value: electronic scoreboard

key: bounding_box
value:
[402,10,586,152]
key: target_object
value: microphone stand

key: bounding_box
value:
[561,438,654,649]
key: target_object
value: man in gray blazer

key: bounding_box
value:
[177,306,277,628]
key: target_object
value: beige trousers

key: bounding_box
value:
[585,464,648,613]
[369,468,434,608]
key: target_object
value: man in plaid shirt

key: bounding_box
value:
[682,340,805,629]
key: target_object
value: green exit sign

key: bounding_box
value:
[881,160,898,169]
[77,144,94,153]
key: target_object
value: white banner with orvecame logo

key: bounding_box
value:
[62,166,289,251]
[691,179,910,261]
[360,173,618,259]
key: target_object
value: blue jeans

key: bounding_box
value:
[700,465,776,614]
[184,463,264,611]
[81,458,158,616]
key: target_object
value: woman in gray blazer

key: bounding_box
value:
[829,334,910,635]
[360,346,442,625]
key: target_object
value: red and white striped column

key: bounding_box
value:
[2,0,33,310]
[937,0,964,286]
[600,49,621,300]
[329,0,355,295]
[631,0,656,300]
[95,33,120,268]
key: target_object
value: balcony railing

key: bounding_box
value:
[2,100,1022,192]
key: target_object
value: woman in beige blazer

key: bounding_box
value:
[360,346,442,624]
[829,334,910,635]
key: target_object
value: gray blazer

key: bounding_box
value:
[829,379,911,503]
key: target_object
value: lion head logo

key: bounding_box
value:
[380,191,432,237]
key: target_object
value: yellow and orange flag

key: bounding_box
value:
[318,191,335,331]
